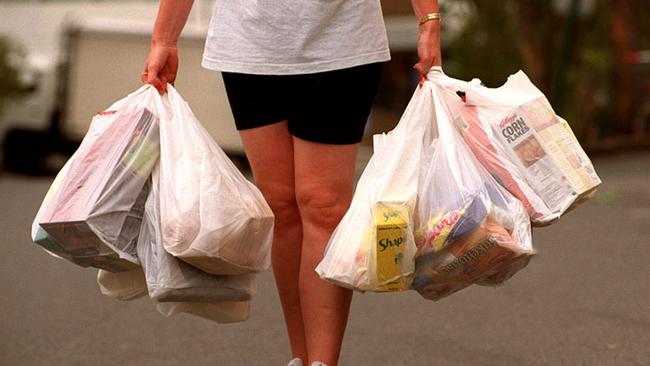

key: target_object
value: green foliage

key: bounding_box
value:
[444,1,523,88]
[0,35,27,117]
[561,0,614,139]
[443,0,644,141]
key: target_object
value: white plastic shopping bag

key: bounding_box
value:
[155,300,251,324]
[316,84,435,292]
[95,168,252,323]
[412,71,535,301]
[32,85,161,271]
[157,85,274,275]
[429,69,601,226]
[137,166,255,303]
[97,264,251,323]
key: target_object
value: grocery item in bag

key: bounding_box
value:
[158,85,274,275]
[453,103,557,225]
[137,170,254,303]
[372,202,412,291]
[414,213,531,300]
[97,267,147,301]
[413,76,535,301]
[32,86,161,271]
[434,70,600,224]
[319,196,415,291]
[415,194,487,253]
[490,97,600,215]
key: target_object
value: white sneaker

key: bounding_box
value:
[310,362,329,366]
[287,358,303,366]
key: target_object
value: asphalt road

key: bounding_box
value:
[1,150,649,366]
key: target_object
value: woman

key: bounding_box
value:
[142,1,441,365]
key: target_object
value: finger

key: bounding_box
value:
[155,83,165,95]
[145,61,163,84]
[141,61,152,83]
[418,74,426,87]
[157,70,174,90]
[413,63,425,76]
[413,61,433,76]
[166,58,178,85]
[158,76,168,94]
[413,64,427,87]
[146,73,163,94]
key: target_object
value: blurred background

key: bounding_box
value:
[0,1,649,366]
[376,0,650,153]
[0,0,648,174]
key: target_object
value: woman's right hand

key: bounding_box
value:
[141,44,179,94]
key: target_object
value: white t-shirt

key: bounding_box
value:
[201,0,391,75]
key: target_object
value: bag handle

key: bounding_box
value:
[427,68,545,108]
[425,76,472,188]
[163,84,215,149]
[144,84,172,123]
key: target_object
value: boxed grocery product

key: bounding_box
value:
[453,106,558,225]
[33,107,159,271]
[413,214,531,301]
[372,202,412,291]
[491,98,601,215]
[441,71,601,225]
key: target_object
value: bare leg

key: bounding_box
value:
[293,137,360,366]
[239,122,307,361]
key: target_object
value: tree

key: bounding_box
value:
[0,36,27,118]
[446,0,649,145]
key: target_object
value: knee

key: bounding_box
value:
[295,185,352,231]
[258,184,300,227]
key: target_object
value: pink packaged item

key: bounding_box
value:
[32,86,161,271]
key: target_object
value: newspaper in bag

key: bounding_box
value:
[431,70,600,226]
[31,85,161,271]
[158,85,274,276]
[316,85,434,292]
[412,73,535,301]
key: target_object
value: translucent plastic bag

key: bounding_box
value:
[412,71,535,301]
[137,166,254,303]
[316,85,434,292]
[429,70,601,226]
[31,85,161,271]
[97,267,147,301]
[96,266,251,323]
[155,300,251,324]
[158,85,274,275]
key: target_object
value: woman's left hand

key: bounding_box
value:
[413,19,442,83]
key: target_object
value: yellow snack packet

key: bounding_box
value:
[372,202,411,291]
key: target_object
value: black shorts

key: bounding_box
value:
[221,62,383,145]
